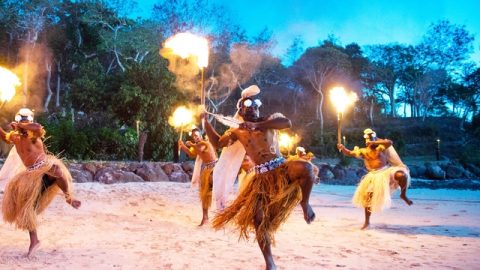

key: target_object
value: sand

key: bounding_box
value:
[1,182,479,270]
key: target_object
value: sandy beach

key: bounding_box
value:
[1,182,479,270]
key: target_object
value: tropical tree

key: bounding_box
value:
[292,42,352,144]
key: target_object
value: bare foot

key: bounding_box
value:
[27,240,40,258]
[301,203,316,224]
[360,223,369,230]
[198,218,209,226]
[266,261,277,270]
[70,199,81,209]
[400,195,413,206]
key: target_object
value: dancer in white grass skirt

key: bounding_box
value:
[337,128,413,230]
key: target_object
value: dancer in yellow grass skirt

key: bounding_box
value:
[1,108,81,257]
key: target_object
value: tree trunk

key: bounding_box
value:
[369,98,374,126]
[44,61,52,112]
[460,108,471,130]
[389,88,396,117]
[138,132,148,162]
[56,61,61,107]
[114,48,126,72]
[318,91,324,146]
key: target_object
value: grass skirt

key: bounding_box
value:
[199,167,213,210]
[2,155,72,231]
[352,165,410,213]
[212,163,301,246]
[237,170,255,195]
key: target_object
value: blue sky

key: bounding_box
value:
[137,0,480,63]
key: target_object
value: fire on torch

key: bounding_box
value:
[169,106,194,139]
[161,33,209,106]
[0,66,20,106]
[168,106,195,156]
[278,132,300,156]
[329,87,357,146]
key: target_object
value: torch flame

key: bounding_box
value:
[278,132,300,152]
[169,106,194,130]
[0,66,20,102]
[279,133,293,150]
[163,33,209,68]
[329,87,358,113]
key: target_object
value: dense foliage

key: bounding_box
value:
[0,0,478,161]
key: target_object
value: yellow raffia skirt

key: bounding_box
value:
[352,165,410,213]
[212,163,302,246]
[237,170,255,195]
[2,155,72,231]
[199,166,213,210]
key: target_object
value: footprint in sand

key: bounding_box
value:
[0,251,41,264]
[293,255,307,260]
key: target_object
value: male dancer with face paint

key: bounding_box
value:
[204,85,316,270]
[337,128,413,229]
[1,108,81,257]
[179,128,218,226]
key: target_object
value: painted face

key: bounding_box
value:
[364,132,377,145]
[191,130,202,142]
[238,98,262,121]
[15,108,34,123]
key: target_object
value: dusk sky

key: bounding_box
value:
[138,0,480,63]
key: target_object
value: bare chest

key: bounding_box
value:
[15,137,44,154]
[235,129,277,163]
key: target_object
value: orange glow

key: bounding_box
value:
[162,33,209,68]
[329,86,358,114]
[278,132,300,152]
[0,66,20,102]
[169,106,194,130]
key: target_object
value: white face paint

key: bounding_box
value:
[240,98,262,120]
[15,108,34,122]
[243,99,253,107]
[242,98,262,108]
[364,132,377,143]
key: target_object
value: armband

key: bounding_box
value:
[268,112,285,120]
[5,132,12,143]
[352,146,361,157]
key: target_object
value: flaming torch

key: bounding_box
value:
[278,132,300,156]
[329,87,357,146]
[0,66,20,106]
[169,106,194,156]
[161,33,209,106]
